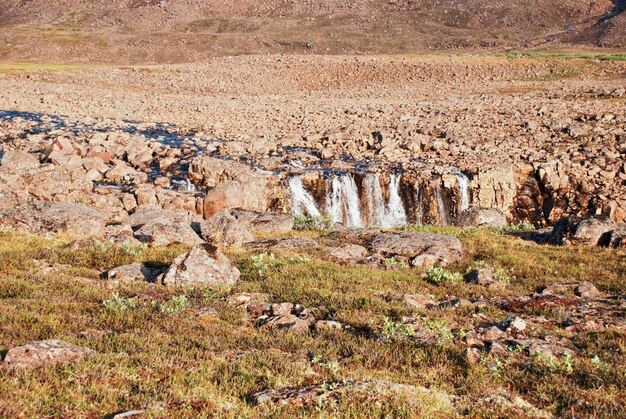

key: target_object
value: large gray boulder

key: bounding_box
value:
[229,209,294,234]
[162,244,240,287]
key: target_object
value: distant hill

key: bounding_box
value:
[0,0,623,63]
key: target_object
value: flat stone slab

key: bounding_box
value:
[3,339,95,368]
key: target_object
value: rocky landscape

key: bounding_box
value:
[0,3,625,415]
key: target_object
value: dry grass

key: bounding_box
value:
[0,227,624,417]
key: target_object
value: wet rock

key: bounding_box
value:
[134,220,204,246]
[456,208,507,227]
[3,339,95,368]
[104,262,166,284]
[200,209,255,247]
[162,244,240,288]
[0,201,106,238]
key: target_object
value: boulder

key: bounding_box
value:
[326,243,368,264]
[3,339,95,368]
[571,215,617,246]
[134,220,203,246]
[456,208,507,228]
[258,314,311,334]
[162,244,240,288]
[0,201,106,238]
[125,206,190,229]
[367,231,463,267]
[0,150,40,172]
[104,262,166,283]
[200,209,255,247]
[229,209,294,234]
[464,268,506,290]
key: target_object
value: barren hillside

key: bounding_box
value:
[0,0,624,63]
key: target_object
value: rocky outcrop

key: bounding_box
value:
[456,208,507,228]
[162,244,240,288]
[134,220,203,246]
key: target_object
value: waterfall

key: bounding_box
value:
[342,175,363,228]
[172,178,196,192]
[434,182,449,226]
[364,172,407,228]
[289,175,321,217]
[385,173,407,227]
[451,169,470,213]
[365,173,386,226]
[327,175,344,224]
[326,174,363,228]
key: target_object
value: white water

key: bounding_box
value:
[326,174,363,228]
[365,173,386,226]
[289,175,321,217]
[172,178,196,192]
[386,174,407,227]
[363,173,407,228]
[290,171,408,228]
[451,169,470,213]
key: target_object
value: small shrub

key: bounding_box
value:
[468,260,512,283]
[384,257,408,269]
[424,317,454,341]
[426,267,462,285]
[294,215,332,231]
[381,316,416,342]
[158,295,189,314]
[250,253,279,278]
[119,242,148,259]
[103,293,137,313]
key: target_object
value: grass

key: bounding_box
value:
[0,227,624,417]
[498,50,626,62]
[0,62,85,73]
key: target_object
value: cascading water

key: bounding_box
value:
[289,175,321,217]
[365,173,386,226]
[451,169,470,213]
[326,174,363,228]
[363,173,407,228]
[385,173,407,227]
[415,183,424,225]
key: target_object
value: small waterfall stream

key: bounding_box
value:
[452,169,470,213]
[289,175,321,217]
[288,168,472,228]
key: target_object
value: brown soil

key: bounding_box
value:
[0,0,624,63]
